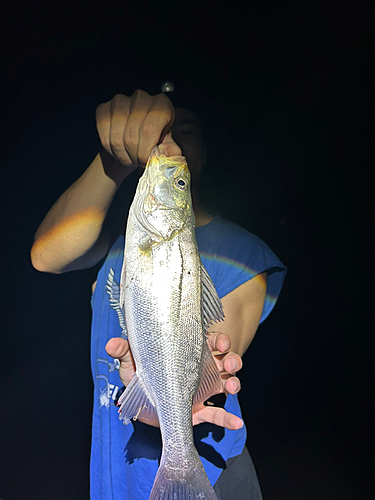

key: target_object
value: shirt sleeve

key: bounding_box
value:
[197,218,286,323]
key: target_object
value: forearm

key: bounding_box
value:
[208,272,267,358]
[31,150,134,274]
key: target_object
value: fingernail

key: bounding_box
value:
[229,359,238,372]
[219,338,230,352]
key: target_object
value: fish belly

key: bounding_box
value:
[126,232,203,426]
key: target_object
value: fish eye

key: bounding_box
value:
[175,178,187,190]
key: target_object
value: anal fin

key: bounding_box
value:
[193,342,223,407]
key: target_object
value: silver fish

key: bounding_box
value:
[117,147,224,500]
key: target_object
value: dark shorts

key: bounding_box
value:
[213,446,263,500]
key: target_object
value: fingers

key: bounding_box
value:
[221,351,242,374]
[223,375,241,395]
[96,100,113,154]
[109,94,132,164]
[218,352,242,395]
[207,331,231,354]
[95,90,176,166]
[157,131,182,158]
[105,336,130,360]
[193,405,243,430]
[137,93,176,163]
[106,337,136,388]
[123,89,154,164]
[207,331,243,374]
[206,331,242,396]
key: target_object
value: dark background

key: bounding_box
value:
[0,1,372,499]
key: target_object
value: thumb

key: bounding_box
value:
[105,337,130,361]
[159,131,182,157]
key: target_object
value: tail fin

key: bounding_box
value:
[149,456,218,500]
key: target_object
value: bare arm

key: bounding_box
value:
[208,272,268,358]
[31,91,179,274]
[31,151,132,273]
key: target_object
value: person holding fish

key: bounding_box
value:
[31,88,286,499]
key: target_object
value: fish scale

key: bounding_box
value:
[117,147,224,500]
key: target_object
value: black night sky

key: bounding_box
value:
[0,2,372,499]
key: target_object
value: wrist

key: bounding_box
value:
[100,149,139,187]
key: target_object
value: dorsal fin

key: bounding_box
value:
[201,263,224,331]
[106,268,127,339]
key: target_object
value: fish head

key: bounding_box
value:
[133,146,194,244]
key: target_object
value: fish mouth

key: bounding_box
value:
[147,145,186,166]
[146,146,187,176]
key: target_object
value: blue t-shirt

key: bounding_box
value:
[90,215,286,499]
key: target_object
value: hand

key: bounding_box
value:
[96,90,182,166]
[206,330,243,396]
[191,331,243,430]
[105,333,243,430]
[105,337,135,389]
